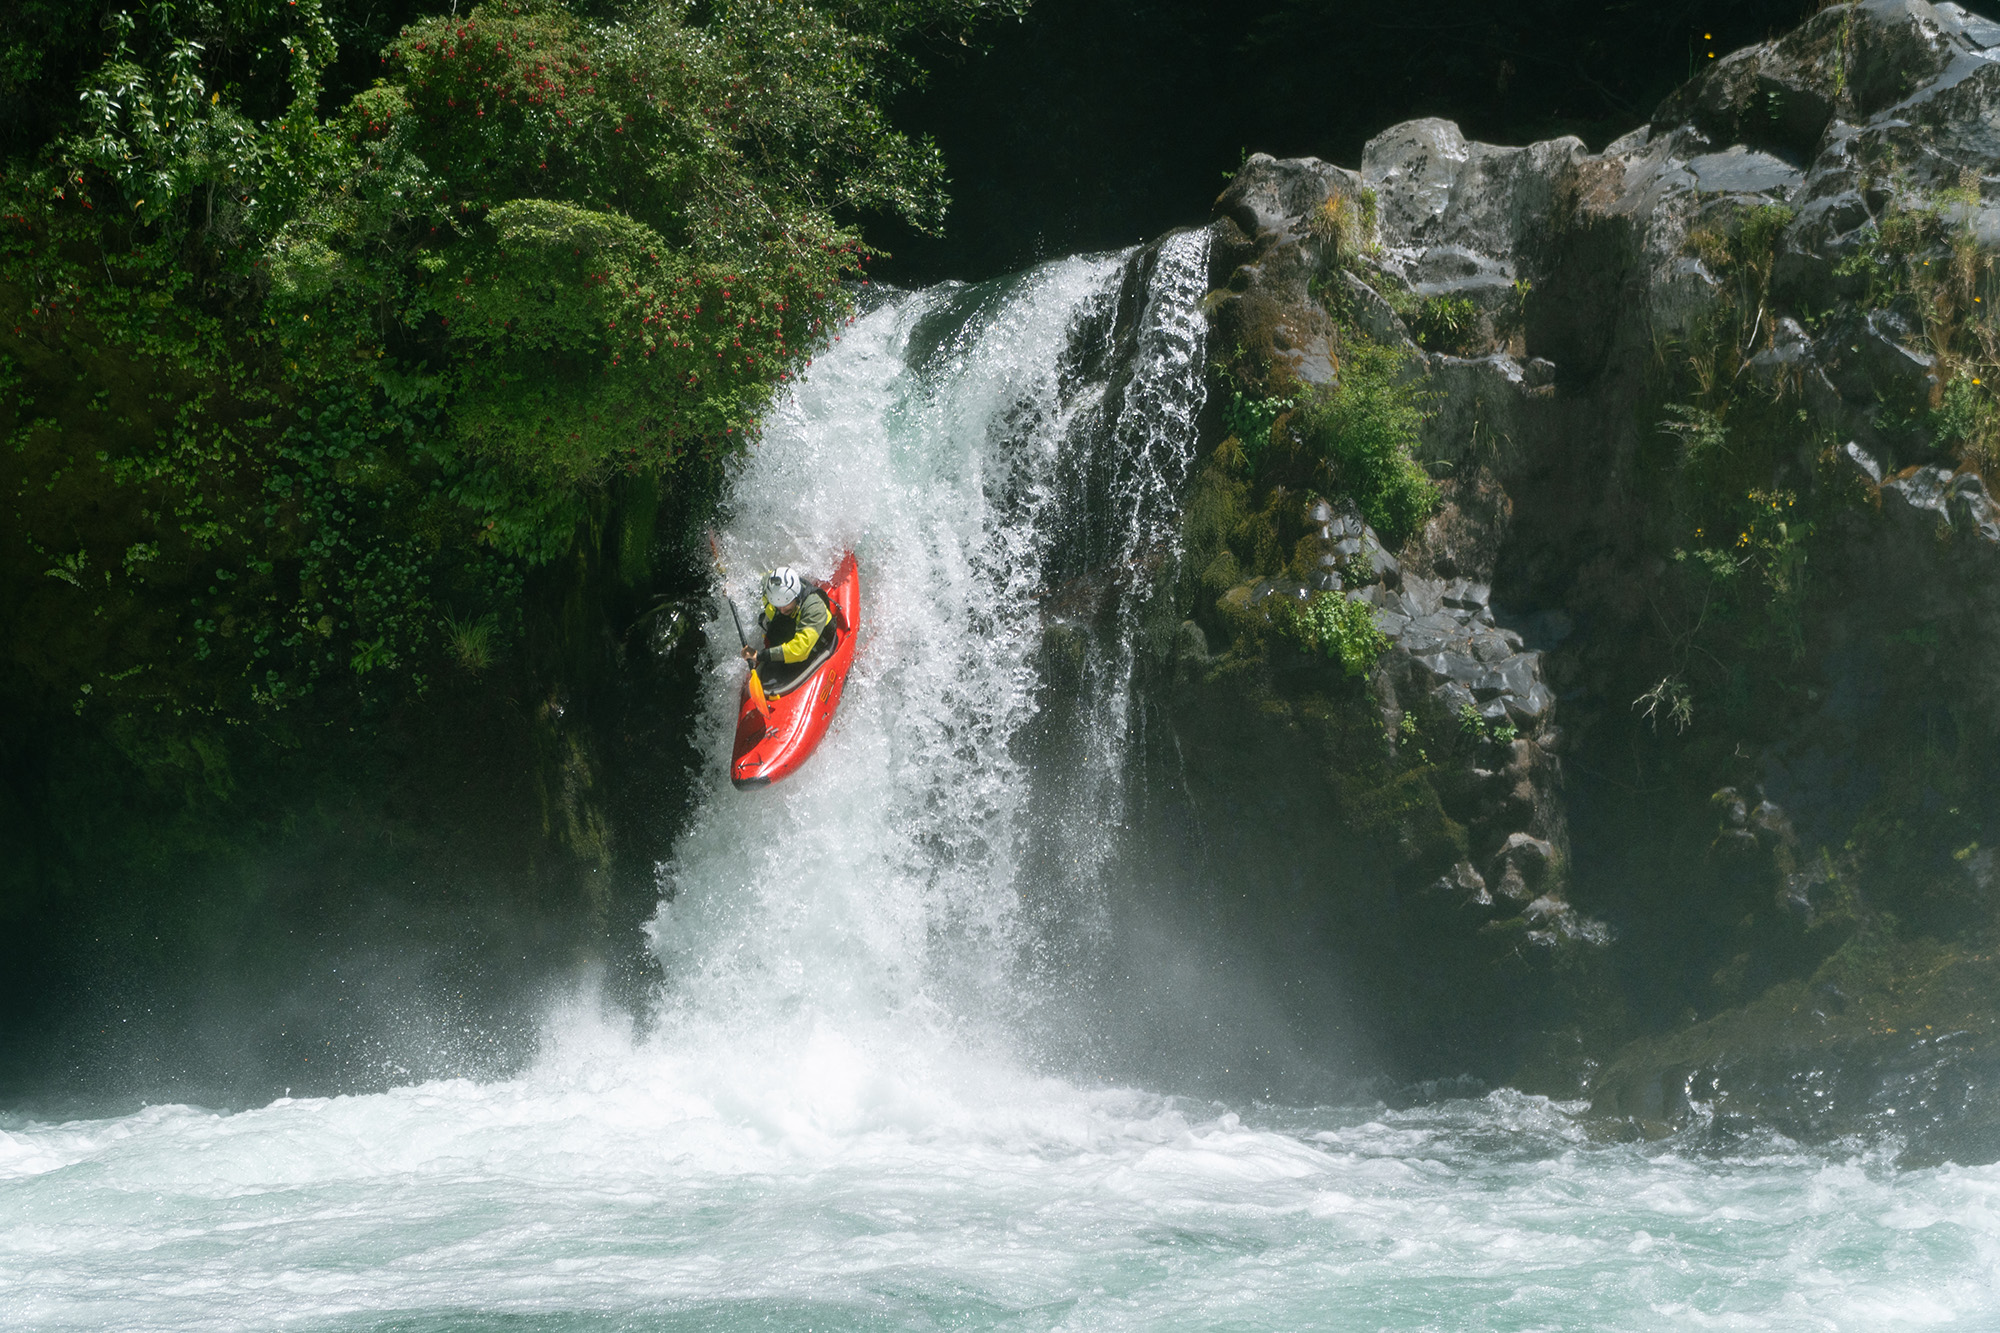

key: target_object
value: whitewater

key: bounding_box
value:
[5,237,2000,1331]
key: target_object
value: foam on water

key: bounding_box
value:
[7,1064,2000,1330]
[7,240,2000,1331]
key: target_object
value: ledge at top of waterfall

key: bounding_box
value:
[731,552,861,790]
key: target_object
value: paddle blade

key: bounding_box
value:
[747,667,770,714]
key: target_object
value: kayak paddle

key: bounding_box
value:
[709,531,772,716]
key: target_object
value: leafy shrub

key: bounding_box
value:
[443,610,499,673]
[1495,278,1532,339]
[1932,372,2000,475]
[1296,342,1438,542]
[1660,401,1731,470]
[0,0,1013,743]
[1632,674,1693,735]
[268,0,930,492]
[1279,590,1389,678]
[1222,388,1297,463]
[1411,295,1478,354]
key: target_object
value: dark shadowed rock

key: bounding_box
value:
[1883,465,1956,528]
[1841,441,1884,485]
[1490,832,1555,902]
[1174,0,2000,1114]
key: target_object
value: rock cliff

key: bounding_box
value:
[1168,0,2000,1156]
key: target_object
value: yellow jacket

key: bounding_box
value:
[759,586,832,664]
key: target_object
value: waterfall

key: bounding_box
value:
[654,232,1210,1054]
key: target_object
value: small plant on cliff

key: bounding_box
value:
[1306,190,1379,267]
[1633,674,1694,734]
[1932,371,2000,473]
[1279,590,1389,677]
[1685,203,1794,364]
[443,611,500,674]
[1223,388,1298,463]
[1660,401,1732,470]
[1411,295,1480,355]
[1457,701,1518,746]
[1296,342,1439,542]
[1829,0,1857,104]
[1742,488,1813,657]
[1832,194,1959,318]
[1495,278,1533,342]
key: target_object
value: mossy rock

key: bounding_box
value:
[1590,932,2000,1163]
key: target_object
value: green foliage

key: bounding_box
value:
[1677,544,1742,587]
[1295,342,1438,541]
[1931,372,2000,475]
[1660,401,1730,470]
[1736,205,1794,281]
[443,609,499,673]
[1631,674,1693,735]
[1,0,1005,764]
[1641,195,1852,707]
[1279,589,1388,677]
[1495,277,1532,341]
[1222,388,1296,462]
[1744,487,1811,656]
[1825,183,2000,412]
[1304,188,1379,305]
[1410,294,1478,354]
[1684,203,1794,371]
[1457,701,1518,746]
[266,0,940,491]
[1671,487,1813,661]
[1833,211,1937,309]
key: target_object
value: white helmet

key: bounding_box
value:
[762,566,803,608]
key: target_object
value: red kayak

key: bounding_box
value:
[731,552,860,789]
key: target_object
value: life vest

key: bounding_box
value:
[761,584,834,665]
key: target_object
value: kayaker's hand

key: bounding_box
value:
[740,645,755,662]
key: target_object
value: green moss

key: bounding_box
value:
[1593,929,2000,1146]
[1337,762,1468,870]
[1180,446,1309,651]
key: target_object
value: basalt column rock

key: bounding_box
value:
[1145,145,1616,1089]
[1163,0,2000,1135]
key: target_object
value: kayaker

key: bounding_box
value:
[744,566,834,687]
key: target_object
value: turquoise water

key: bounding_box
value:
[6,1065,1999,1330]
[7,242,1997,1331]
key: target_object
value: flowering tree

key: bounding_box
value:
[271,0,958,494]
[1,0,1019,735]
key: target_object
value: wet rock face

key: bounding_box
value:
[1176,1,2000,1121]
[1291,496,1555,729]
[1210,484,1573,897]
[1882,463,2000,542]
[1197,142,1596,979]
